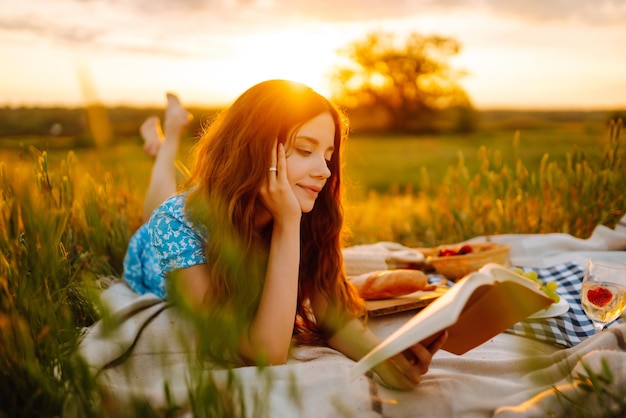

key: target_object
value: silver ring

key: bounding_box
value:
[269,167,277,172]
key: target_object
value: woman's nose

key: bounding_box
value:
[314,155,331,179]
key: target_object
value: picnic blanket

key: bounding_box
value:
[71,218,626,417]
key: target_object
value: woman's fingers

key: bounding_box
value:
[377,332,448,390]
[390,362,420,388]
[268,139,278,182]
[397,347,430,381]
[260,140,301,222]
[427,330,448,354]
[376,357,419,390]
[268,141,289,186]
[276,143,287,180]
[374,331,448,390]
[268,142,288,188]
[272,138,278,167]
[393,330,448,384]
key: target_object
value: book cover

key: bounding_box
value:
[350,263,554,379]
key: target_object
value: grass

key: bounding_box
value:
[342,120,624,246]
[343,122,608,198]
[0,117,624,417]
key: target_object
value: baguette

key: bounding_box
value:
[349,269,434,300]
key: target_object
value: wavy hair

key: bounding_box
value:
[184,80,365,364]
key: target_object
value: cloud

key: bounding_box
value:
[2,0,625,56]
[481,0,626,25]
[0,15,102,45]
[131,0,626,25]
[0,0,238,57]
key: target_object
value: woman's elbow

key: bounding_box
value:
[265,351,289,366]
[241,326,292,365]
[257,342,290,365]
[243,343,289,366]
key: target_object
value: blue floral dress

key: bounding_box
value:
[123,193,207,298]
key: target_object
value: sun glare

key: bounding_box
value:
[98,25,354,108]
[211,27,345,100]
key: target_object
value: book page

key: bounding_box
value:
[441,280,552,354]
[350,264,554,379]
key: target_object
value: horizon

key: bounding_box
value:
[8,99,625,113]
[1,102,623,113]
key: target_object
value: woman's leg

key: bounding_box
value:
[141,93,193,222]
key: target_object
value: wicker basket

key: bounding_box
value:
[427,242,511,281]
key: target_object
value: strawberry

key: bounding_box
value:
[438,248,458,257]
[458,244,473,255]
[587,286,613,307]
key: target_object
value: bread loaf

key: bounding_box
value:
[349,269,433,300]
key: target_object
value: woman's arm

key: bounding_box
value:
[175,142,303,365]
[173,215,301,365]
[312,294,447,390]
[239,216,301,364]
[242,141,303,364]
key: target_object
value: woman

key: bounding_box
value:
[123,80,446,390]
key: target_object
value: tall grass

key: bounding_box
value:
[1,155,82,416]
[0,149,284,417]
[344,119,625,246]
[0,149,144,417]
[0,119,624,417]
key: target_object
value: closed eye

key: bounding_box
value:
[297,148,312,156]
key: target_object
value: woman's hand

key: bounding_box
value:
[325,316,448,391]
[372,330,448,390]
[259,141,301,224]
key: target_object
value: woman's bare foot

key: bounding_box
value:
[140,115,164,157]
[164,92,193,138]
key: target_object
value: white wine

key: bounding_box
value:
[581,282,626,324]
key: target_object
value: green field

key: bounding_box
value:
[0,111,613,201]
[2,115,623,247]
[344,124,608,198]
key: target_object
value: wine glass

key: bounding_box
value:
[580,258,626,333]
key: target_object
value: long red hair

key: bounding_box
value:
[184,80,364,363]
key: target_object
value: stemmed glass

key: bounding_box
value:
[580,258,626,333]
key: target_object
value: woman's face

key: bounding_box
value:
[285,112,335,213]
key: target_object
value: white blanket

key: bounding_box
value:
[73,219,626,418]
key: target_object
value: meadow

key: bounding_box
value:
[342,119,623,246]
[1,110,620,247]
[0,111,625,417]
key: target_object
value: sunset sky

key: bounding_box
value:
[1,0,625,110]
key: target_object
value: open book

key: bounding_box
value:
[350,263,554,379]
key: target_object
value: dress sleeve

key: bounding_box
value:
[148,196,207,273]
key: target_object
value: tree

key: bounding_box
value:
[331,31,473,133]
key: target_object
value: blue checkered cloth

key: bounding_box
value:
[508,262,624,347]
[429,261,624,348]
